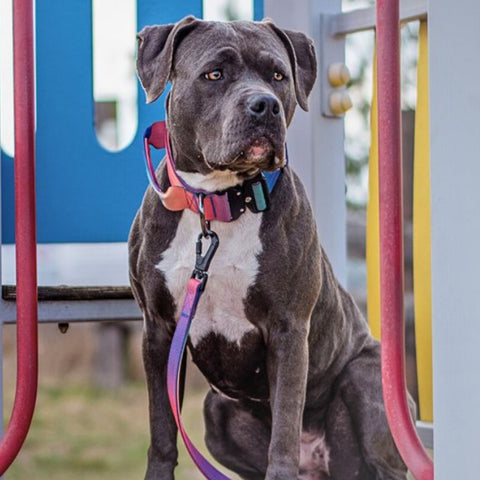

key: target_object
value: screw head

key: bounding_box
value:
[328,63,351,87]
[58,323,70,334]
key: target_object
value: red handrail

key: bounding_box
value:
[0,0,38,475]
[376,1,433,479]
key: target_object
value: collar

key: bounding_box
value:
[143,121,286,222]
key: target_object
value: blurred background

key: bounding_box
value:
[0,0,421,478]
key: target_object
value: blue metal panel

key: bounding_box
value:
[254,0,264,20]
[1,0,202,244]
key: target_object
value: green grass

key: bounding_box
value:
[3,381,240,480]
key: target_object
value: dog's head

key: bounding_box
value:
[137,16,317,178]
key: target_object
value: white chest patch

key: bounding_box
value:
[156,209,262,347]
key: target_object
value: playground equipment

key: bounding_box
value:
[2,0,480,478]
[0,0,37,473]
[376,1,431,477]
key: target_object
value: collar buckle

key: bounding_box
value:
[226,173,271,219]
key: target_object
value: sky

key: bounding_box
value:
[203,0,253,20]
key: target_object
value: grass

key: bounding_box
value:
[2,323,241,480]
[3,381,242,480]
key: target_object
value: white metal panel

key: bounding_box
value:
[0,298,141,324]
[429,0,480,477]
[265,0,347,285]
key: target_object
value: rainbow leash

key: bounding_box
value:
[166,230,233,479]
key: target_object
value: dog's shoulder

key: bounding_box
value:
[128,164,182,284]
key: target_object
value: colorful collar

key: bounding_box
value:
[143,121,285,222]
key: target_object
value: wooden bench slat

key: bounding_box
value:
[2,285,135,302]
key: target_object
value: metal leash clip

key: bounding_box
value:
[193,193,219,290]
[192,231,219,291]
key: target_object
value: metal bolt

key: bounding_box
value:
[240,208,245,213]
[329,91,353,115]
[245,196,252,203]
[328,63,350,87]
[58,323,70,334]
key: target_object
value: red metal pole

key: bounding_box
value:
[0,0,38,474]
[376,1,433,479]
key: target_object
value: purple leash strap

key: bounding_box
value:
[166,230,232,480]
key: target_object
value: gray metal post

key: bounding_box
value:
[265,0,347,285]
[429,1,480,477]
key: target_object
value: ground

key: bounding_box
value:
[2,323,422,479]
[2,323,242,480]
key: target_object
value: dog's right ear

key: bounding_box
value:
[136,16,199,104]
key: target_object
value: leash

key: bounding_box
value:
[167,234,231,479]
[166,203,233,479]
[143,120,286,478]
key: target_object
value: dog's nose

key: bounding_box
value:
[247,94,281,119]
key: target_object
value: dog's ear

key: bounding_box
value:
[265,20,317,111]
[136,16,200,104]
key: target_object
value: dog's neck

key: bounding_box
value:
[168,134,243,193]
[176,169,243,193]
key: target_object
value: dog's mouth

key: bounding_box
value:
[228,137,285,175]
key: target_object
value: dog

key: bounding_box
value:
[129,16,410,480]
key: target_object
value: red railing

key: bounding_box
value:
[376,1,433,479]
[0,0,38,475]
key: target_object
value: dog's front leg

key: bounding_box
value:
[266,317,309,480]
[143,318,178,480]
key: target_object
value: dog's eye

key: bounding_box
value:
[205,70,223,81]
[273,72,285,81]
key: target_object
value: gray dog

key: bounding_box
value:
[129,16,410,480]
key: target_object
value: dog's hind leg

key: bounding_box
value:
[203,390,270,480]
[326,342,410,480]
[324,386,375,479]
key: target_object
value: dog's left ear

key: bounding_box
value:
[137,16,200,104]
[265,20,317,111]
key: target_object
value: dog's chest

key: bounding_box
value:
[157,209,262,347]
